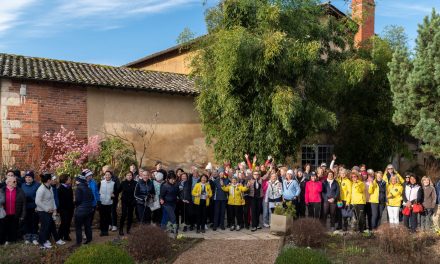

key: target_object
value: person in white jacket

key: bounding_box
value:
[35,173,65,249]
[98,171,115,236]
[265,172,283,223]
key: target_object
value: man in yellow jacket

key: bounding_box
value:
[221,177,248,231]
[347,172,366,233]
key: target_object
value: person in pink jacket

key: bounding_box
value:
[305,172,323,218]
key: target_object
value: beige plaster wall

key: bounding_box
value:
[87,87,212,169]
[139,52,194,75]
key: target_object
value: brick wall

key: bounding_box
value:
[352,0,375,47]
[1,78,87,170]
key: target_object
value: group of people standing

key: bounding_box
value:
[1,155,439,249]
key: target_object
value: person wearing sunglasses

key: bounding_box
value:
[0,175,26,245]
[383,164,404,184]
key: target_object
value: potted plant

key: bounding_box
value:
[270,201,296,235]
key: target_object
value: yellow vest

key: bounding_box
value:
[368,180,386,204]
[338,177,352,202]
[387,183,403,207]
[192,183,213,206]
[349,181,366,205]
[222,184,248,206]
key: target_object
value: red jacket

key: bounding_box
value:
[305,181,322,204]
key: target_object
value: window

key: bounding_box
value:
[301,145,334,169]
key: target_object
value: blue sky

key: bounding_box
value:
[0,0,439,66]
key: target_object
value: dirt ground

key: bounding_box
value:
[173,239,280,264]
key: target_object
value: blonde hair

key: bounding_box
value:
[421,176,433,186]
[389,175,398,184]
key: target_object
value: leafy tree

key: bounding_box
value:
[381,25,409,51]
[191,0,359,163]
[388,10,440,157]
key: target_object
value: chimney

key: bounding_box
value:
[352,0,375,47]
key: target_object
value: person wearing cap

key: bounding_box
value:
[222,176,248,231]
[98,171,116,236]
[36,173,65,249]
[347,172,366,233]
[305,172,322,218]
[82,169,100,226]
[0,175,26,245]
[74,174,94,245]
[57,174,74,241]
[383,164,404,184]
[368,171,387,230]
[295,169,308,218]
[192,174,212,233]
[386,175,403,227]
[21,171,40,245]
[282,169,300,205]
[211,168,228,231]
[336,168,351,231]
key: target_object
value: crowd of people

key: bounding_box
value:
[1,155,440,249]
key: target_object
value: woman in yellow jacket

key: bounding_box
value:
[383,164,405,184]
[368,171,387,229]
[192,174,213,233]
[386,175,403,227]
[337,169,352,231]
[347,172,366,233]
[221,176,248,231]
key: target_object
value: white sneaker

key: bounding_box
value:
[111,226,117,232]
[32,240,39,246]
[263,224,270,228]
[4,241,9,246]
[56,239,66,245]
[25,240,30,245]
[108,225,112,231]
[43,241,52,249]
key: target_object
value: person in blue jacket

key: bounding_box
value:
[82,169,100,226]
[21,171,40,245]
[74,174,94,245]
[282,170,301,203]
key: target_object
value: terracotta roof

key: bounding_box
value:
[0,53,198,96]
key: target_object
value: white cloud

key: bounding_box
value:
[0,0,37,34]
[377,1,438,18]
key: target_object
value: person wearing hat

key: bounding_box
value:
[82,169,100,226]
[74,174,94,245]
[282,169,300,206]
[57,174,74,241]
[21,171,40,245]
[36,173,65,249]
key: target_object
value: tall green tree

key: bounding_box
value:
[388,10,440,157]
[192,0,359,163]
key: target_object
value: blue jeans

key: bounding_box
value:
[262,201,270,225]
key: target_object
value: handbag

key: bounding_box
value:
[341,207,353,218]
[402,206,411,216]
[148,196,161,211]
[0,206,6,219]
[412,203,424,213]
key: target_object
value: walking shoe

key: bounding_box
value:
[111,226,118,232]
[43,241,52,249]
[263,224,270,228]
[251,227,257,232]
[230,225,235,231]
[56,239,66,245]
[32,240,39,246]
[108,225,112,231]
[236,226,241,231]
[25,240,30,245]
[4,241,9,246]
[257,226,262,229]
[45,240,52,246]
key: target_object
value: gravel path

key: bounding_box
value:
[173,239,280,264]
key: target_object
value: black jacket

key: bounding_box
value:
[160,182,179,205]
[377,180,387,204]
[134,179,155,205]
[118,179,136,205]
[179,180,192,202]
[322,180,340,201]
[58,184,74,211]
[111,175,121,200]
[296,176,308,204]
[0,186,26,220]
[74,183,94,215]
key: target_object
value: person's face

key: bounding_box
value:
[351,175,358,182]
[391,177,397,184]
[177,170,183,177]
[405,177,410,182]
[201,176,207,183]
[311,175,317,182]
[423,179,430,186]
[25,176,33,184]
[66,177,71,185]
[130,165,136,172]
[142,172,149,181]
[156,163,162,170]
[181,174,188,181]
[260,165,266,171]
[297,171,303,178]
[376,173,383,181]
[286,173,293,180]
[104,172,112,181]
[410,177,416,185]
[239,172,245,179]
[253,173,260,180]
[270,174,277,182]
[6,172,14,178]
[126,173,133,181]
[231,178,237,185]
[139,168,144,174]
[305,165,310,171]
[328,172,334,180]
[360,166,366,172]
[169,178,176,185]
[387,168,394,174]
[6,177,17,188]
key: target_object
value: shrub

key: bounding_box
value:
[290,218,327,248]
[273,201,296,217]
[0,244,40,264]
[65,243,134,264]
[275,247,330,264]
[40,245,73,264]
[126,225,170,262]
[376,224,411,254]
